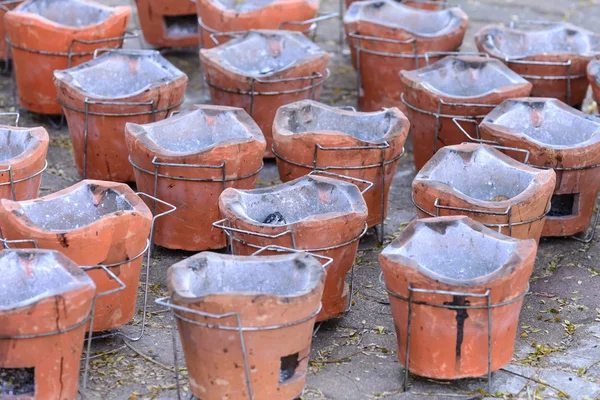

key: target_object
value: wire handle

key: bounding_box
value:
[0,237,38,249]
[0,111,19,127]
[251,244,334,269]
[308,170,374,195]
[279,12,339,29]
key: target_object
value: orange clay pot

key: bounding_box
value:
[399,55,532,170]
[479,98,600,237]
[54,49,188,182]
[218,174,368,321]
[587,60,600,103]
[345,0,447,11]
[5,0,130,115]
[167,252,325,400]
[272,100,409,228]
[0,180,152,332]
[0,125,49,201]
[196,0,318,49]
[125,105,266,251]
[0,249,96,400]
[344,0,467,112]
[200,30,329,158]
[134,0,198,48]
[412,144,556,242]
[380,216,537,379]
[0,1,21,61]
[475,22,600,107]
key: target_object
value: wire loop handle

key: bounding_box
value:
[251,244,334,269]
[307,170,374,195]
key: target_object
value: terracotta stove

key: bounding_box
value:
[479,97,600,237]
[217,174,368,321]
[400,54,532,170]
[200,30,329,158]
[54,49,188,182]
[476,21,600,106]
[160,251,325,400]
[126,105,266,251]
[413,143,556,241]
[380,216,537,389]
[344,0,468,112]
[5,0,131,114]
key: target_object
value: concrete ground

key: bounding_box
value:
[2,0,600,399]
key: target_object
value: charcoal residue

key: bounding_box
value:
[263,212,287,225]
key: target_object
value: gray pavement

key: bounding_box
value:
[2,0,600,399]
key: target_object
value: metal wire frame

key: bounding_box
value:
[0,0,21,12]
[337,0,449,48]
[0,160,48,201]
[454,117,600,243]
[203,68,331,117]
[58,97,183,179]
[129,156,264,203]
[401,92,499,154]
[411,192,552,237]
[197,13,338,49]
[0,111,19,126]
[214,215,368,314]
[488,20,589,106]
[5,32,137,63]
[83,193,177,343]
[5,32,137,110]
[379,271,530,394]
[272,142,406,244]
[0,111,48,200]
[156,293,324,400]
[0,237,126,393]
[347,31,486,109]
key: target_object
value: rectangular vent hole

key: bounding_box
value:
[548,194,576,217]
[279,353,299,383]
[164,14,199,37]
[0,367,35,396]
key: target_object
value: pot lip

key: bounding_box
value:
[475,22,600,60]
[343,0,468,38]
[481,97,600,151]
[0,248,96,312]
[219,174,369,228]
[0,125,49,169]
[380,216,537,287]
[199,29,328,80]
[273,100,409,145]
[413,143,556,209]
[125,105,265,158]
[168,251,325,303]
[400,56,531,101]
[53,49,187,101]
[0,179,153,234]
[9,0,129,31]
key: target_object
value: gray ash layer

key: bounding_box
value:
[232,179,353,225]
[281,103,394,142]
[424,147,537,202]
[0,129,36,161]
[19,184,133,231]
[386,220,517,281]
[141,109,253,153]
